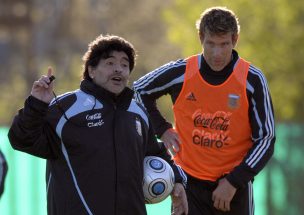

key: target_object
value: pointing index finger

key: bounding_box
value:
[47,66,53,76]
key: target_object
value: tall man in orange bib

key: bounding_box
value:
[133,6,275,215]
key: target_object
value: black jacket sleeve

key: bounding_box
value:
[226,65,276,189]
[0,149,8,198]
[145,118,187,187]
[133,59,186,138]
[139,95,173,138]
[8,96,61,159]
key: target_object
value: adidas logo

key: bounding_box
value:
[186,92,196,101]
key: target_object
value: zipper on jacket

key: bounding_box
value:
[112,103,118,215]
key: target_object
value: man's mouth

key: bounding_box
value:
[111,76,124,85]
[213,59,222,64]
[111,76,122,81]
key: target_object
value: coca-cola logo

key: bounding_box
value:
[192,110,231,131]
[86,113,102,120]
[85,112,104,128]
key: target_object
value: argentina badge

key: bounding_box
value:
[228,94,240,109]
[135,117,142,136]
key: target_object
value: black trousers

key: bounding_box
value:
[186,174,254,215]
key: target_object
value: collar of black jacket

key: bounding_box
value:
[80,79,134,108]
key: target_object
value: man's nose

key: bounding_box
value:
[114,65,123,73]
[212,46,221,56]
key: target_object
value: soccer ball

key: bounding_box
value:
[143,156,175,204]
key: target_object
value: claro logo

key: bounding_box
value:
[191,110,232,148]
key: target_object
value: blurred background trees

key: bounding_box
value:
[1,0,304,125]
[163,0,304,123]
[1,0,304,124]
[0,0,182,124]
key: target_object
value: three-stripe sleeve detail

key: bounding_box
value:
[246,66,275,168]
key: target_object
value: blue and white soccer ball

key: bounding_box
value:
[143,156,175,204]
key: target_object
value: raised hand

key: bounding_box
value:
[31,67,55,104]
[160,128,181,157]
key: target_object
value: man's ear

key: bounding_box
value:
[88,66,95,79]
[232,34,239,47]
[199,32,205,44]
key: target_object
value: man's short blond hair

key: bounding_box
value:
[196,6,240,36]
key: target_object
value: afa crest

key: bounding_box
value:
[135,117,142,136]
[228,94,240,109]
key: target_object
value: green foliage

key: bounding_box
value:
[0,74,28,125]
[163,0,304,122]
[0,0,182,125]
[1,0,304,123]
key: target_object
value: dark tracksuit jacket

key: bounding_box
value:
[8,80,186,215]
[133,50,275,189]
